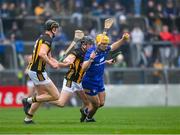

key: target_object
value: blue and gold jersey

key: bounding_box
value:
[83,45,111,84]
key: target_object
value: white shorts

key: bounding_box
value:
[62,78,83,93]
[27,70,52,85]
[27,80,35,88]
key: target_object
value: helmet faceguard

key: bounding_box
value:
[81,36,94,45]
[44,19,59,31]
[44,19,59,38]
[75,36,94,50]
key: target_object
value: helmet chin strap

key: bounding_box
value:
[51,30,55,38]
[81,44,86,52]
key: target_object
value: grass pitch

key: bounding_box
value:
[0,107,180,134]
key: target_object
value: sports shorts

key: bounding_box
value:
[27,70,52,85]
[62,78,83,93]
[27,80,35,88]
[82,80,105,96]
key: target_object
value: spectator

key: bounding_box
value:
[131,26,144,44]
[131,26,144,66]
[51,0,62,15]
[155,3,164,18]
[159,25,173,67]
[66,0,75,15]
[159,25,173,42]
[44,1,56,16]
[7,21,25,68]
[117,15,129,34]
[70,10,83,27]
[1,2,10,18]
[70,0,83,27]
[145,27,159,42]
[154,18,163,34]
[163,0,177,19]
[170,28,180,67]
[172,28,180,46]
[103,2,114,16]
[139,45,154,68]
[0,33,10,68]
[53,27,68,43]
[91,1,103,16]
[7,21,22,42]
[34,2,45,16]
[110,29,119,43]
[53,27,68,57]
[113,54,127,68]
[9,3,17,18]
[145,0,156,18]
[16,2,28,18]
[89,28,97,39]
[34,16,45,36]
[114,1,125,17]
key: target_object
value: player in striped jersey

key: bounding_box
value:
[22,19,71,124]
[51,36,96,122]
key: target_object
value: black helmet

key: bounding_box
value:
[81,36,94,45]
[44,19,59,31]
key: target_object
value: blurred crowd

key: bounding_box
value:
[0,0,180,72]
[0,0,180,18]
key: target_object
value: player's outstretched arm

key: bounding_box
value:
[82,51,96,71]
[106,59,115,65]
[111,33,129,52]
[58,54,76,68]
[58,62,72,67]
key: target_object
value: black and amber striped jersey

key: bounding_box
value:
[28,33,52,72]
[65,48,86,83]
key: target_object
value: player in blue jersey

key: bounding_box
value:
[81,33,129,122]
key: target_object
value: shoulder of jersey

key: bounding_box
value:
[40,34,51,40]
[87,46,95,52]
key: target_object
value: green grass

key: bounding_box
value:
[0,107,180,134]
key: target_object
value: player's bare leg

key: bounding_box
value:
[86,92,105,121]
[26,84,36,97]
[76,91,91,109]
[23,87,46,124]
[76,90,92,122]
[82,91,106,123]
[50,90,72,107]
[84,92,100,122]
[98,91,106,107]
[24,102,41,124]
[27,82,60,103]
[22,82,60,123]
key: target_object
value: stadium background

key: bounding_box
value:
[0,0,180,134]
